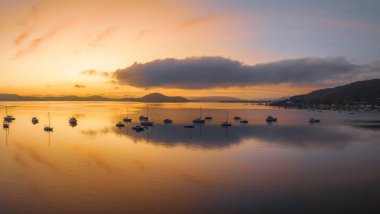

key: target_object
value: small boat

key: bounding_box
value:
[240,119,248,124]
[163,119,173,124]
[4,116,15,122]
[140,104,154,126]
[233,116,241,120]
[116,121,125,128]
[266,116,277,122]
[221,111,232,127]
[32,117,39,124]
[139,116,148,121]
[140,121,153,126]
[3,106,15,122]
[69,117,77,124]
[204,116,212,120]
[123,118,132,122]
[192,107,205,124]
[309,118,320,123]
[3,122,9,129]
[132,125,145,132]
[221,122,232,127]
[192,118,205,124]
[185,112,195,128]
[240,110,248,124]
[44,126,53,132]
[123,107,132,122]
[44,112,53,132]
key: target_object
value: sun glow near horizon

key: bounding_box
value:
[1,0,379,99]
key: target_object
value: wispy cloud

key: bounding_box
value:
[135,30,148,40]
[88,27,114,47]
[11,24,68,60]
[74,84,86,89]
[81,69,111,77]
[14,30,31,45]
[181,14,219,28]
[113,56,378,89]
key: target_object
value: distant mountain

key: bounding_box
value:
[124,93,189,102]
[191,96,246,102]
[0,93,189,103]
[273,79,380,106]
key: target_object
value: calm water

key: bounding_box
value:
[1,102,380,214]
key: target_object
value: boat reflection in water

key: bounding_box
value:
[0,102,380,214]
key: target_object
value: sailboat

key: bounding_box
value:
[69,116,77,124]
[116,114,125,128]
[132,125,145,132]
[32,117,39,124]
[140,104,153,126]
[184,113,195,128]
[221,111,232,127]
[266,115,277,122]
[123,107,132,122]
[192,107,205,124]
[309,118,321,123]
[116,121,125,128]
[240,110,248,124]
[44,112,53,132]
[3,121,9,129]
[163,119,173,124]
[3,106,15,122]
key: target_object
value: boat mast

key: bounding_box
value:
[48,112,50,127]
[199,106,201,119]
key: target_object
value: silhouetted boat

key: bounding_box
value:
[3,106,15,122]
[3,122,9,129]
[132,125,144,132]
[69,117,77,124]
[309,118,320,123]
[221,122,232,127]
[32,117,39,124]
[139,116,148,121]
[266,116,277,122]
[240,119,248,124]
[116,122,125,128]
[44,112,53,132]
[140,104,154,126]
[123,107,132,122]
[221,111,232,127]
[234,116,241,120]
[204,116,212,120]
[163,119,173,124]
[240,110,248,124]
[185,113,195,128]
[141,121,153,126]
[193,107,205,124]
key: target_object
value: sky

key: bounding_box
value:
[0,0,379,99]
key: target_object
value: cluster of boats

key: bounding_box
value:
[2,106,321,132]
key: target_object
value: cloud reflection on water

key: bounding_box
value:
[83,124,380,150]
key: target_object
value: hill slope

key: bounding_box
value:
[0,93,189,102]
[275,79,380,105]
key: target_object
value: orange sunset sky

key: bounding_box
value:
[1,0,379,99]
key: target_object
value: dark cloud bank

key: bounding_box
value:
[112,56,378,89]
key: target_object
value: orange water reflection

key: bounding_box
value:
[0,102,379,213]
